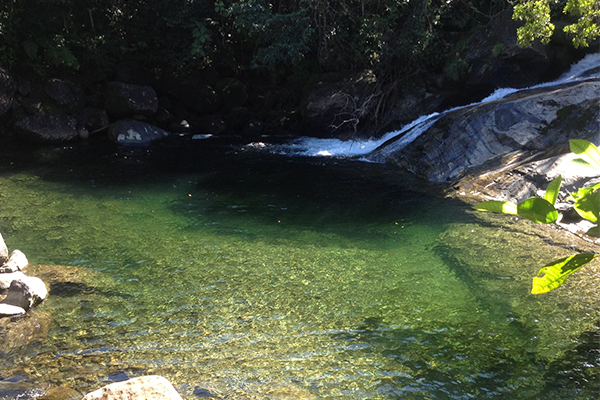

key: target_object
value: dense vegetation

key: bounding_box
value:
[0,0,507,78]
[0,0,597,133]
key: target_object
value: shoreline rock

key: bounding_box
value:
[0,233,48,318]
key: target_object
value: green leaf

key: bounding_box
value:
[544,176,562,205]
[532,253,598,294]
[586,225,600,238]
[570,139,600,169]
[473,201,518,215]
[569,182,600,201]
[517,197,558,223]
[574,190,600,223]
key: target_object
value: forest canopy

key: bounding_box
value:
[1,0,596,81]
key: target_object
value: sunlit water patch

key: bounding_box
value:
[0,141,597,399]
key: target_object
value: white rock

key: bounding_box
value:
[0,249,29,273]
[82,375,183,400]
[0,232,8,266]
[0,303,26,317]
[0,271,27,291]
[1,276,48,311]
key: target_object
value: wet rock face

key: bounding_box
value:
[370,79,600,183]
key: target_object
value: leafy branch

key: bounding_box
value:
[474,139,600,294]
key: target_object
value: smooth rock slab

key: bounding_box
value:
[82,376,183,400]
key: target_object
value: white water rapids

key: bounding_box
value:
[257,52,600,159]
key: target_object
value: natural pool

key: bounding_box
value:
[0,138,598,399]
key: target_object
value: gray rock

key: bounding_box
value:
[0,250,28,273]
[104,81,158,118]
[1,276,48,311]
[369,79,600,183]
[82,375,183,400]
[108,120,169,147]
[0,232,8,266]
[0,272,26,292]
[14,112,78,143]
[0,304,26,317]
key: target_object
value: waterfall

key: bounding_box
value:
[261,53,600,159]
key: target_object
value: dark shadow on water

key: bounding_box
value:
[0,137,480,244]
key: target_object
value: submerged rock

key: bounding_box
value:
[82,375,183,400]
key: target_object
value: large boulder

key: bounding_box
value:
[104,82,158,118]
[108,120,169,146]
[44,78,85,109]
[14,112,78,143]
[368,79,600,183]
[82,376,183,400]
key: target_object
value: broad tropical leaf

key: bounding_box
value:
[569,182,600,201]
[573,190,600,223]
[544,175,562,205]
[516,197,558,223]
[570,139,600,169]
[473,201,518,215]
[532,253,598,294]
[587,225,600,238]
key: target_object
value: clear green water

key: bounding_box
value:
[0,139,598,399]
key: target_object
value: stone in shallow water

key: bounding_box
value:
[0,271,27,292]
[0,303,26,317]
[82,375,183,400]
[0,250,29,273]
[1,276,48,311]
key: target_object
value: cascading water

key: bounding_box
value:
[262,52,600,159]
